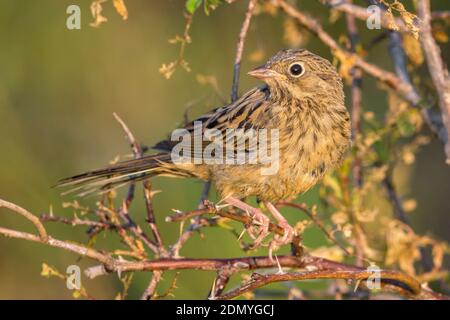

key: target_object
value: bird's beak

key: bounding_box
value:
[247,66,278,80]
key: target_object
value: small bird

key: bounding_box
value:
[58,49,351,255]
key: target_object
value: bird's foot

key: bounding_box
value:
[223,197,270,247]
[264,202,296,262]
[268,220,295,261]
[247,207,271,247]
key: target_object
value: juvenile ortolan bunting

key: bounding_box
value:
[58,49,351,257]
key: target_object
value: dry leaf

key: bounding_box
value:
[113,0,128,20]
[432,25,449,43]
[310,246,345,262]
[402,199,417,212]
[403,34,424,66]
[90,0,108,28]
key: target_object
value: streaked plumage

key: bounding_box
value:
[58,49,351,204]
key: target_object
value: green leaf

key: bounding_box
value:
[204,0,222,15]
[397,112,415,137]
[373,138,390,164]
[186,0,202,14]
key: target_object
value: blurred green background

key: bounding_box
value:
[0,0,449,299]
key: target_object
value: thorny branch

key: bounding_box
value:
[1,197,448,300]
[344,0,363,188]
[113,113,164,256]
[417,0,450,164]
[113,112,168,298]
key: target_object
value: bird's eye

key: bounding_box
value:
[288,62,305,77]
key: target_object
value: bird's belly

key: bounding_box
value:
[210,160,320,202]
[208,125,349,202]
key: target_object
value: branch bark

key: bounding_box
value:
[417,0,450,164]
[2,197,448,300]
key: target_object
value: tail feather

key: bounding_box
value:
[56,153,187,196]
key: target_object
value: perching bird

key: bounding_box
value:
[58,49,351,255]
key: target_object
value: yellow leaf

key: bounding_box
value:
[433,28,449,44]
[41,263,65,279]
[402,199,417,213]
[90,0,108,28]
[310,246,345,262]
[331,211,348,225]
[403,34,424,66]
[113,0,128,20]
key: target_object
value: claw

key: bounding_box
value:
[250,209,270,247]
[224,197,271,248]
[265,201,296,257]
[274,254,285,274]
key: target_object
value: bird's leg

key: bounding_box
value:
[224,197,270,246]
[264,202,295,260]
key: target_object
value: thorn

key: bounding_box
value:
[238,228,247,241]
[209,280,217,300]
[275,254,285,275]
[353,279,362,292]
[215,204,231,211]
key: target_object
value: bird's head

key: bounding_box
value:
[248,49,344,104]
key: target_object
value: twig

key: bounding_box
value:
[277,201,351,257]
[40,213,118,229]
[0,199,48,241]
[113,112,165,254]
[432,11,450,21]
[209,268,234,299]
[320,0,410,33]
[144,182,165,250]
[383,175,409,223]
[231,0,257,102]
[215,268,425,300]
[165,207,215,222]
[345,0,363,188]
[141,271,163,300]
[321,1,449,31]
[170,217,212,258]
[417,0,450,164]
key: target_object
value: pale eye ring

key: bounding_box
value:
[288,62,305,77]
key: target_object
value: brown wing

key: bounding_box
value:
[152,85,271,161]
[57,86,271,196]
